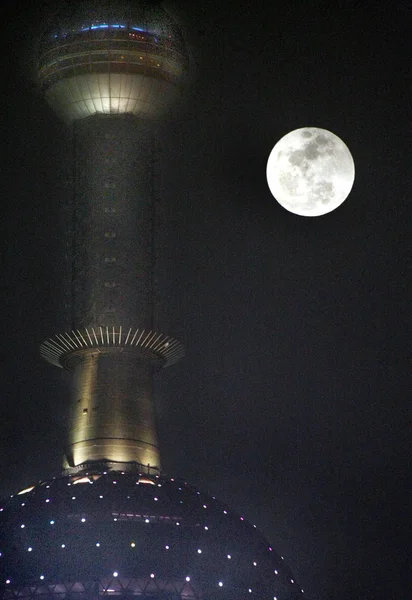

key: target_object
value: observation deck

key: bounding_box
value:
[37,11,188,123]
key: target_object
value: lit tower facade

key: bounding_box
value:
[0,3,303,599]
[38,1,186,473]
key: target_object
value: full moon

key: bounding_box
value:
[266,127,355,217]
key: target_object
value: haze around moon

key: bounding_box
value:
[266,127,355,217]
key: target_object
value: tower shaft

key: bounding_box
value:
[39,8,186,474]
[68,116,155,331]
[64,115,160,470]
[65,348,159,470]
[59,115,160,470]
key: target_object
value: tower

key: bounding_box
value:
[38,1,186,473]
[0,3,303,599]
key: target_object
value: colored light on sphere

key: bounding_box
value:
[0,472,303,599]
[266,127,355,217]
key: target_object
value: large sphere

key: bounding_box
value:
[0,471,302,600]
[37,2,189,123]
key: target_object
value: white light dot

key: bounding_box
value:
[204,526,208,530]
[20,524,25,529]
[99,495,103,499]
[218,581,223,587]
[45,499,50,503]
[185,576,190,582]
[50,520,55,525]
[197,549,202,554]
[6,580,10,584]
[61,544,65,548]
[145,518,150,523]
[130,542,136,548]
[176,522,180,526]
[96,543,100,547]
[113,571,118,577]
[203,504,207,509]
[274,570,278,575]
[154,497,158,501]
[249,590,252,594]
[40,575,45,580]
[150,573,155,579]
[253,561,257,566]
[28,548,33,552]
[165,545,169,550]
[81,518,86,523]
[291,579,295,584]
[72,497,76,500]
[227,554,231,560]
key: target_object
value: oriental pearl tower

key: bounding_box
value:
[0,2,303,599]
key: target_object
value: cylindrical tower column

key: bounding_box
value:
[65,349,160,469]
[69,115,155,331]
[38,3,188,473]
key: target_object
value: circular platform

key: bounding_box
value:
[41,327,184,368]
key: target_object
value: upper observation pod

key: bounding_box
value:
[37,1,189,123]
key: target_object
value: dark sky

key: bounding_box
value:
[0,1,410,599]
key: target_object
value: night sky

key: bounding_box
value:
[0,2,410,599]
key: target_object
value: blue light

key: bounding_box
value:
[131,26,145,32]
[91,25,109,30]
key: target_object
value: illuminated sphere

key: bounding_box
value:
[37,3,189,123]
[0,471,303,599]
[266,127,355,217]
